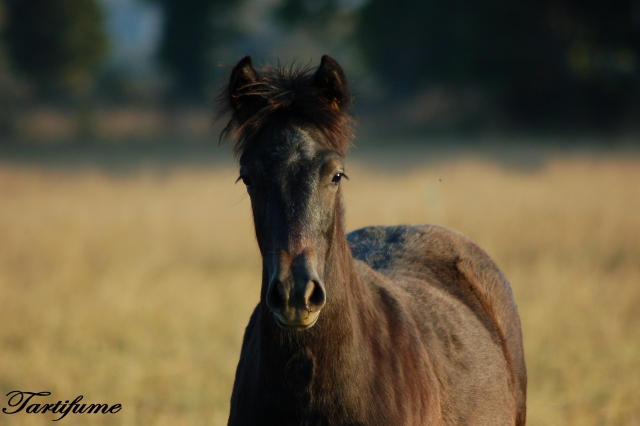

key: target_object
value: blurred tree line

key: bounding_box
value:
[355,0,640,130]
[1,0,639,136]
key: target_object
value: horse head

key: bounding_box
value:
[221,55,354,331]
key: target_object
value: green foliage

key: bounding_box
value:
[0,0,27,136]
[276,0,342,30]
[356,0,640,127]
[0,0,5,30]
[4,0,109,96]
[151,0,235,102]
[358,0,550,91]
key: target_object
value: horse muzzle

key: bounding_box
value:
[272,309,321,331]
[266,262,326,331]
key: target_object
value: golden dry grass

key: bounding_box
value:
[0,148,639,425]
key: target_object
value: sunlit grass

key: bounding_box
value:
[0,149,638,425]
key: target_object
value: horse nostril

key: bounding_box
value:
[306,280,326,310]
[266,280,286,313]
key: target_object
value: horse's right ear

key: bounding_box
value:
[228,56,259,112]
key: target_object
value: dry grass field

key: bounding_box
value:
[0,144,639,425]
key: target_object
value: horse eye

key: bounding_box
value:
[332,173,347,185]
[236,175,253,189]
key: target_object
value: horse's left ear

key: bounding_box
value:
[228,56,259,112]
[314,55,348,110]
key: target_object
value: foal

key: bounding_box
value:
[219,55,526,426]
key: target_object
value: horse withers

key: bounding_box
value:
[218,55,526,425]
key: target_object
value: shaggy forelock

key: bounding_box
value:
[216,62,354,158]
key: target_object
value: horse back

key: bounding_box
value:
[347,225,527,426]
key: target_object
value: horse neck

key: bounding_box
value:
[254,198,382,419]
[322,217,365,331]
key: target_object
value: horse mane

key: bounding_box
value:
[216,61,355,157]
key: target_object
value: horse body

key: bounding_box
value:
[220,55,526,426]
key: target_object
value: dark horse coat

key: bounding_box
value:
[219,55,526,426]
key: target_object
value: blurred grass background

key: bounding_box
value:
[1,141,639,425]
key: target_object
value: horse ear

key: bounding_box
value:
[228,56,259,112]
[314,55,348,109]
